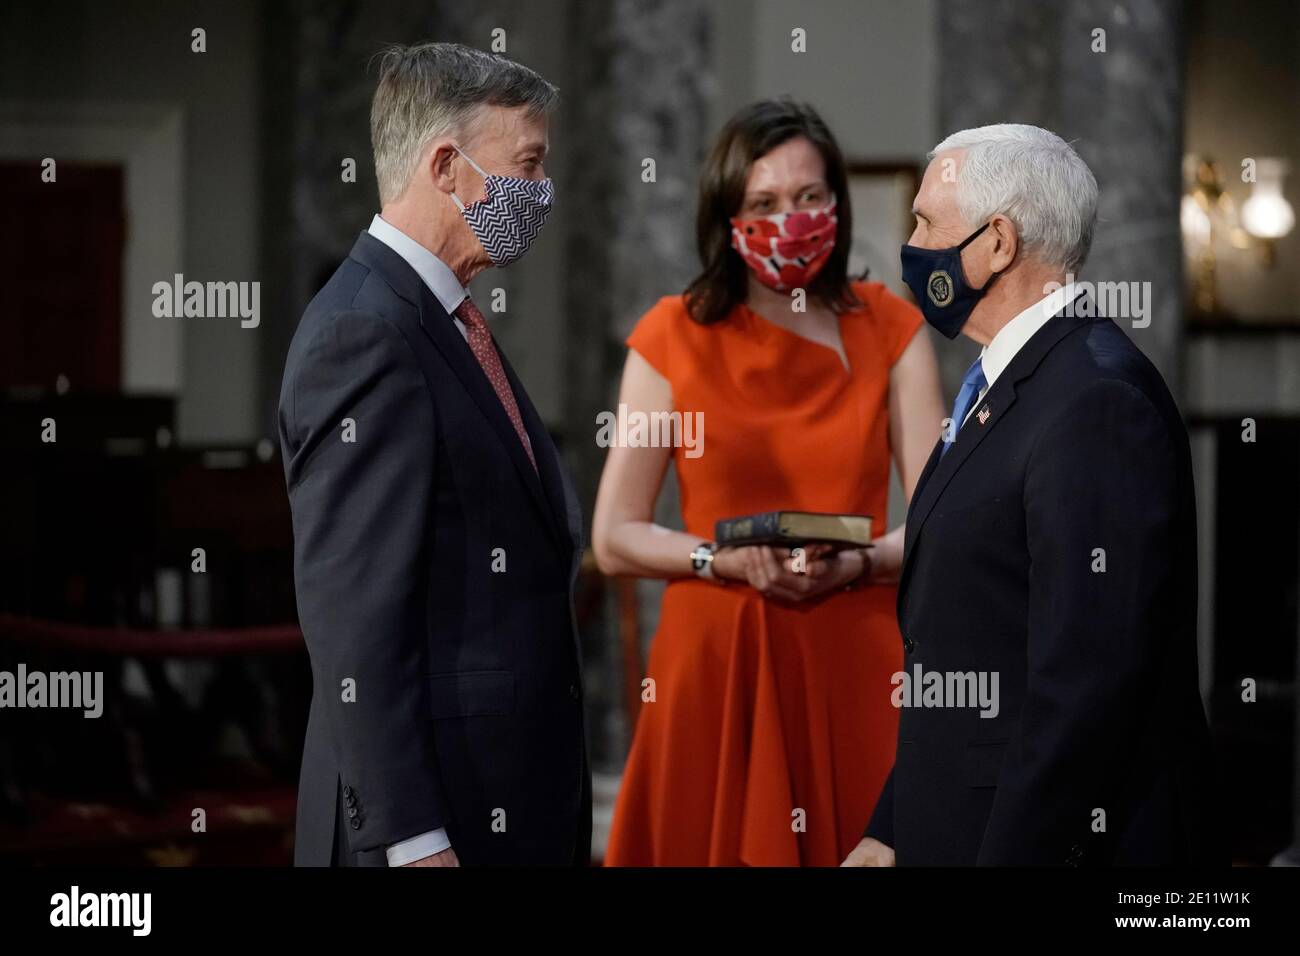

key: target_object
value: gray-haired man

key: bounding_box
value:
[278,42,589,867]
[844,124,1221,867]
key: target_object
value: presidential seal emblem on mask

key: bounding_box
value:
[927,269,954,307]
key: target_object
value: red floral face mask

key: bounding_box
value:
[729,200,838,293]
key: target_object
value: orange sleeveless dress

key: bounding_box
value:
[603,281,925,866]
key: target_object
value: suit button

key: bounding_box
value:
[569,683,581,700]
[903,637,915,653]
[345,794,357,808]
[343,785,354,798]
[350,818,362,830]
[347,806,358,819]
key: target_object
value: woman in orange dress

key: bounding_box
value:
[592,99,944,866]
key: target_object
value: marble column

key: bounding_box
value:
[559,0,713,764]
[560,0,714,512]
[936,0,1186,396]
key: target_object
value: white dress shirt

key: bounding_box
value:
[961,281,1079,426]
[368,213,469,341]
[366,212,463,866]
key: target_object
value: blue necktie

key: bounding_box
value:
[941,357,988,458]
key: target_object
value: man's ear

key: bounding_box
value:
[988,214,1019,271]
[427,141,460,196]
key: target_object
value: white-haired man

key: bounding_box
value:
[843,124,1221,866]
[278,43,589,867]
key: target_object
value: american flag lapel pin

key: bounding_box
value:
[976,405,991,425]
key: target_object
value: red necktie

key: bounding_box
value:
[453,296,537,473]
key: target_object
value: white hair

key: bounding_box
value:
[929,124,1098,272]
[370,42,558,205]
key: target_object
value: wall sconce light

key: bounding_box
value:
[1182,155,1297,317]
[1181,156,1235,316]
[1240,158,1295,267]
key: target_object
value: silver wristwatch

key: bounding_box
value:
[689,541,719,580]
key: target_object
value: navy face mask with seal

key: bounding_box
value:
[900,222,999,339]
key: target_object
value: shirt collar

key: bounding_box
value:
[979,281,1078,389]
[367,214,468,315]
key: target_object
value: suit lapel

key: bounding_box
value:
[905,436,945,547]
[346,232,565,553]
[898,306,1093,597]
[415,284,568,553]
[497,345,576,550]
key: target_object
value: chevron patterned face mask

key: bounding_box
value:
[451,144,554,267]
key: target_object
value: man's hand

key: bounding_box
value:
[841,837,895,867]
[402,847,460,867]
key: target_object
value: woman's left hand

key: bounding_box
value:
[743,544,866,602]
[795,544,870,594]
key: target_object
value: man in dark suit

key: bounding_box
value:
[843,124,1220,866]
[278,42,590,866]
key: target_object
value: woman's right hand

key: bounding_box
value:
[709,545,755,586]
[713,544,841,601]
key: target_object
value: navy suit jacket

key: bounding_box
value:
[278,232,591,866]
[865,301,1223,866]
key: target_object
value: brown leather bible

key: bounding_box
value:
[714,510,873,550]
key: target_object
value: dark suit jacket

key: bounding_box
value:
[278,231,591,866]
[865,300,1222,866]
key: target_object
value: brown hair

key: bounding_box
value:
[684,98,861,325]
